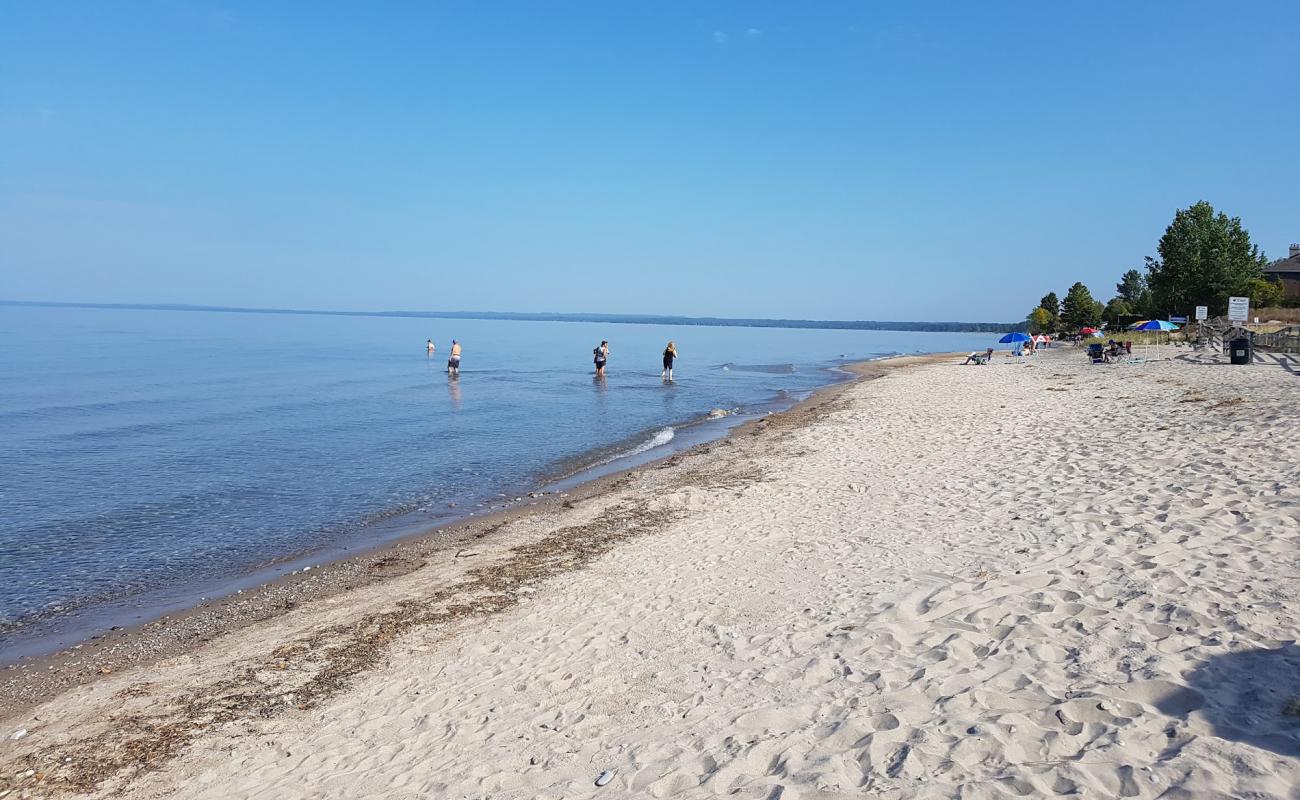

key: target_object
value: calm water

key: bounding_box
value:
[0,306,993,658]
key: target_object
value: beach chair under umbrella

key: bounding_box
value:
[999,332,1032,355]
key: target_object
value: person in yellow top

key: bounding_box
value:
[661,341,679,381]
[447,340,462,375]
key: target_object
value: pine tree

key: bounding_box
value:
[1060,282,1102,329]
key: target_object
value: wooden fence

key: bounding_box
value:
[1252,325,1300,353]
[1198,318,1300,354]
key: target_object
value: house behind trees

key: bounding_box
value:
[1265,243,1300,299]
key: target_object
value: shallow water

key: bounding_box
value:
[0,306,994,655]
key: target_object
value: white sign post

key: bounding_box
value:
[1195,306,1208,321]
[1227,296,1250,323]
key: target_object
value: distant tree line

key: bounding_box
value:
[1026,201,1288,334]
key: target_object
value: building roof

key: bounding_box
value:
[1266,253,1300,275]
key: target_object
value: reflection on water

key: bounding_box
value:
[447,374,462,410]
[659,379,679,417]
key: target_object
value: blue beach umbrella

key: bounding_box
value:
[998,331,1032,355]
[1129,319,1180,331]
[1128,319,1180,358]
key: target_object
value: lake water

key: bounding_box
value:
[0,305,994,659]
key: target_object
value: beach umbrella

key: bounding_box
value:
[1129,319,1180,331]
[1033,335,1050,345]
[1080,327,1099,335]
[998,331,1031,355]
[1128,319,1180,357]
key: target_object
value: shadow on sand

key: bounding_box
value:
[1174,351,1300,376]
[1155,644,1300,757]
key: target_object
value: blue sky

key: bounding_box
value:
[2,1,1298,322]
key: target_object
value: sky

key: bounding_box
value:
[2,1,1298,322]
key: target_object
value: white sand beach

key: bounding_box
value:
[3,350,1299,799]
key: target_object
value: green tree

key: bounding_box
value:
[1026,307,1054,335]
[1115,269,1146,303]
[1102,297,1132,327]
[1114,269,1153,316]
[1245,277,1284,309]
[1145,201,1270,316]
[1035,292,1060,329]
[1060,282,1102,329]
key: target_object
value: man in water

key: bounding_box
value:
[593,340,609,377]
[448,340,462,375]
[426,339,436,356]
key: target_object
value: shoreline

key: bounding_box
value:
[3,348,1298,798]
[0,360,861,666]
[0,352,953,721]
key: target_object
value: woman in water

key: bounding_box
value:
[662,340,678,381]
[593,340,609,377]
[447,340,462,375]
[426,339,436,356]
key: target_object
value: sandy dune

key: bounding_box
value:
[4,350,1299,799]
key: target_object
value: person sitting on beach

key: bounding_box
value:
[662,341,678,380]
[963,348,994,365]
[593,340,609,377]
[447,340,462,375]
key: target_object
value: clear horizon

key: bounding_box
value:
[3,2,1298,321]
[0,298,1023,326]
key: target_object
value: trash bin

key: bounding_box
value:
[1229,337,1252,365]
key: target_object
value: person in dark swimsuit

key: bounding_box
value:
[593,340,609,377]
[662,340,678,380]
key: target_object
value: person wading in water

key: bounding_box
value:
[447,340,462,375]
[662,340,678,381]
